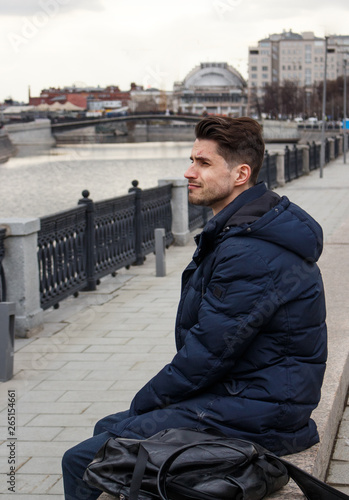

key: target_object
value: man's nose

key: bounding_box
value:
[184,163,197,179]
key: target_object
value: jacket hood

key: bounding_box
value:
[196,182,323,263]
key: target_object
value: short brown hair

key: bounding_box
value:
[195,116,265,185]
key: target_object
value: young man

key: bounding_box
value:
[62,116,327,499]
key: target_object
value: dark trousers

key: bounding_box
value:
[61,411,130,500]
[62,406,202,499]
[62,429,113,500]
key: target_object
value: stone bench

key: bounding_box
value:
[97,360,349,499]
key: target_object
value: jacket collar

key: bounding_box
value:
[194,182,268,254]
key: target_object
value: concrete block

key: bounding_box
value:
[275,150,286,186]
[4,119,56,156]
[0,218,43,337]
[155,228,166,277]
[158,178,190,245]
[301,144,310,175]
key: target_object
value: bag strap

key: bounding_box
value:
[129,444,150,500]
[156,440,253,500]
[156,441,349,500]
[277,455,349,500]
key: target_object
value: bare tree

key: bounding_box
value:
[263,83,280,118]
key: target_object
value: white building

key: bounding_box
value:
[248,30,349,96]
[173,62,247,116]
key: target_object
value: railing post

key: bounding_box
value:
[155,228,166,277]
[158,179,190,245]
[78,190,96,291]
[0,227,6,302]
[328,138,335,161]
[275,150,286,187]
[308,142,312,169]
[0,218,43,338]
[284,146,290,182]
[301,145,310,175]
[293,145,298,178]
[0,302,16,381]
[315,141,320,169]
[129,180,144,265]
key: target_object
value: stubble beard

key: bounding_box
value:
[188,186,231,208]
[188,192,211,207]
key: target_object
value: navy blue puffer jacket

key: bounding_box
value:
[129,182,327,455]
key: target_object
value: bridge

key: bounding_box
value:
[51,114,201,133]
[4,117,343,157]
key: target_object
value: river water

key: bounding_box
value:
[0,142,194,218]
[0,140,287,219]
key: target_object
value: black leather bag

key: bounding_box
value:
[83,427,349,500]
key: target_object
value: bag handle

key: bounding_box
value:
[129,444,150,500]
[156,440,254,500]
[277,455,349,500]
[157,440,349,500]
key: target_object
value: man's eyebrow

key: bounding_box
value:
[189,154,211,162]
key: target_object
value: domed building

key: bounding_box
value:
[173,62,247,116]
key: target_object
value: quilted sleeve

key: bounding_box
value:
[129,239,278,415]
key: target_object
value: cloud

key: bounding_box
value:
[1,0,348,102]
[207,0,348,26]
[0,0,104,17]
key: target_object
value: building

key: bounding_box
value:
[129,88,174,114]
[328,34,349,80]
[248,30,349,96]
[173,62,247,116]
[29,85,132,111]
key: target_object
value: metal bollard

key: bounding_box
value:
[155,228,166,277]
[0,302,16,382]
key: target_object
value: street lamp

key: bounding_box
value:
[320,36,328,178]
[344,57,347,164]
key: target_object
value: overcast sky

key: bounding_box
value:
[1,0,348,103]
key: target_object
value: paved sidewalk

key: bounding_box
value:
[1,156,349,498]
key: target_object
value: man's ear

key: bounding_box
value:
[234,164,252,186]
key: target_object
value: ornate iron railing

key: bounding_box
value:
[0,228,6,302]
[325,138,330,164]
[258,151,278,189]
[38,182,174,309]
[141,184,173,253]
[308,141,321,171]
[93,192,136,282]
[284,145,303,182]
[38,205,87,310]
